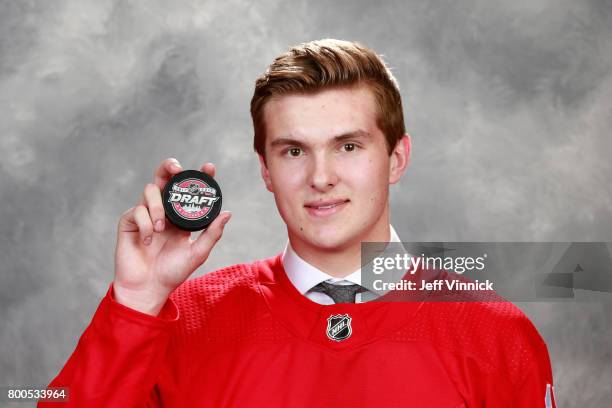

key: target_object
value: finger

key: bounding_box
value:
[190,211,231,267]
[118,206,139,233]
[143,183,165,232]
[133,204,154,245]
[153,157,183,190]
[199,162,216,178]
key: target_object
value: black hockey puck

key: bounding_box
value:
[162,170,222,231]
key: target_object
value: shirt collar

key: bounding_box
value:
[281,225,402,295]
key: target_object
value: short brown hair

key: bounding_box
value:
[250,39,405,158]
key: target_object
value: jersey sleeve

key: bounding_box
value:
[37,282,179,408]
[509,316,557,408]
[512,347,557,408]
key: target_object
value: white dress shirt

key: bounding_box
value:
[281,225,403,304]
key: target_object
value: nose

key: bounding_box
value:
[308,151,338,192]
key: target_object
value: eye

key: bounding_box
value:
[341,143,357,152]
[287,147,302,157]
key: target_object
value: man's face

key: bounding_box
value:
[259,84,409,252]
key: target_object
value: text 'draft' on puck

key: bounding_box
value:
[162,170,222,231]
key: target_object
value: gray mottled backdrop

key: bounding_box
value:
[1,0,611,406]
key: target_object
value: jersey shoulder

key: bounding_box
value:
[171,261,260,304]
[168,258,269,339]
[394,283,549,386]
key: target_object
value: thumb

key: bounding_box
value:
[190,211,231,267]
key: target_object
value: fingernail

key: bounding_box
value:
[155,220,164,232]
[144,236,152,245]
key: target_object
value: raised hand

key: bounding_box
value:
[113,158,231,316]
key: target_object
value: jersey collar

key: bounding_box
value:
[281,224,402,295]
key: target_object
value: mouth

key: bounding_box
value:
[304,199,350,217]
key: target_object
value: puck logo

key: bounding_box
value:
[326,314,353,342]
[168,178,220,220]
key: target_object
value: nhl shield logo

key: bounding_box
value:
[326,314,353,342]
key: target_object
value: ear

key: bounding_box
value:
[258,154,274,192]
[389,133,411,184]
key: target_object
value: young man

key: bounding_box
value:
[40,39,556,407]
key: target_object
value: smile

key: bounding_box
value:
[311,202,343,209]
[304,199,349,217]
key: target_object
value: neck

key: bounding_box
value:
[288,212,391,278]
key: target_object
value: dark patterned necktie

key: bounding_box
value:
[309,281,368,304]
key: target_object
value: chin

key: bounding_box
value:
[300,228,356,252]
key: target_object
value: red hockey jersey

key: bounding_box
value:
[39,255,556,407]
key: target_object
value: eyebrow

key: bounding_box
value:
[269,130,373,149]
